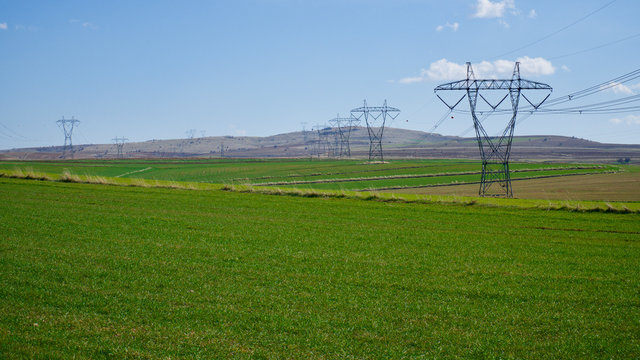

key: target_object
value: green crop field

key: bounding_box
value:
[0,158,624,193]
[1,159,639,358]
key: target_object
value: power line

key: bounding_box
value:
[487,0,618,60]
[448,68,640,116]
[0,121,30,140]
[548,32,640,61]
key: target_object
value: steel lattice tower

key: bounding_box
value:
[434,62,552,197]
[328,114,360,158]
[56,116,80,158]
[351,100,400,161]
[112,137,128,159]
[311,125,334,158]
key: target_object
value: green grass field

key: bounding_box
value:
[1,159,639,358]
[1,173,640,358]
[0,158,622,192]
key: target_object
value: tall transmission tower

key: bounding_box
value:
[300,122,310,155]
[56,116,80,158]
[112,137,128,159]
[328,114,360,158]
[434,62,552,197]
[351,100,400,161]
[311,124,330,158]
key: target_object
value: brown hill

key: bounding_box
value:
[1,127,639,164]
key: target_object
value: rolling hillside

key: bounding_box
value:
[2,127,639,163]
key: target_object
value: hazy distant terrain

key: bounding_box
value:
[2,127,639,164]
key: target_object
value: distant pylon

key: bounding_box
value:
[56,116,80,158]
[112,137,128,159]
[328,114,360,158]
[351,100,400,161]
[312,124,330,158]
[300,122,311,155]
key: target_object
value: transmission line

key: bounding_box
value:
[487,0,618,61]
[548,32,640,61]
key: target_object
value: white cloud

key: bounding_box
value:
[609,115,640,125]
[14,24,37,31]
[517,56,555,76]
[0,23,7,30]
[528,9,537,18]
[561,65,571,72]
[498,19,510,28]
[473,0,515,18]
[397,76,425,84]
[398,57,555,83]
[604,82,635,95]
[82,22,97,30]
[424,59,468,81]
[436,22,459,32]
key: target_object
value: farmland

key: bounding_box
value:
[1,159,639,358]
[0,158,629,195]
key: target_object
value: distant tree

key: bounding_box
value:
[625,157,631,163]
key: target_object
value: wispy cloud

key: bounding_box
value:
[436,22,459,32]
[472,0,515,19]
[609,115,640,125]
[0,23,7,30]
[528,9,537,19]
[603,82,638,95]
[398,57,555,83]
[14,24,38,32]
[69,19,97,30]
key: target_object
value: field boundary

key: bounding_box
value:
[221,184,639,214]
[2,168,637,214]
[235,162,475,182]
[364,170,619,191]
[253,166,610,186]
[115,166,152,177]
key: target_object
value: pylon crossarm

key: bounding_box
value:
[479,93,509,110]
[521,92,551,109]
[351,106,400,112]
[435,78,552,91]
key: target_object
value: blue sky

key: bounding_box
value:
[1,0,639,149]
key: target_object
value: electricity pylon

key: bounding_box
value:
[351,100,400,161]
[434,62,552,197]
[329,114,360,158]
[112,137,128,159]
[312,124,331,158]
[56,116,80,158]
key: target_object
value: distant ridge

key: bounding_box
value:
[2,127,639,164]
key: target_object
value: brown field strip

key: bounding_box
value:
[385,172,640,201]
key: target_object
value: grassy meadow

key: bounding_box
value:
[1,158,639,358]
[0,158,625,193]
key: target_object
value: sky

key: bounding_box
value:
[1,0,639,150]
